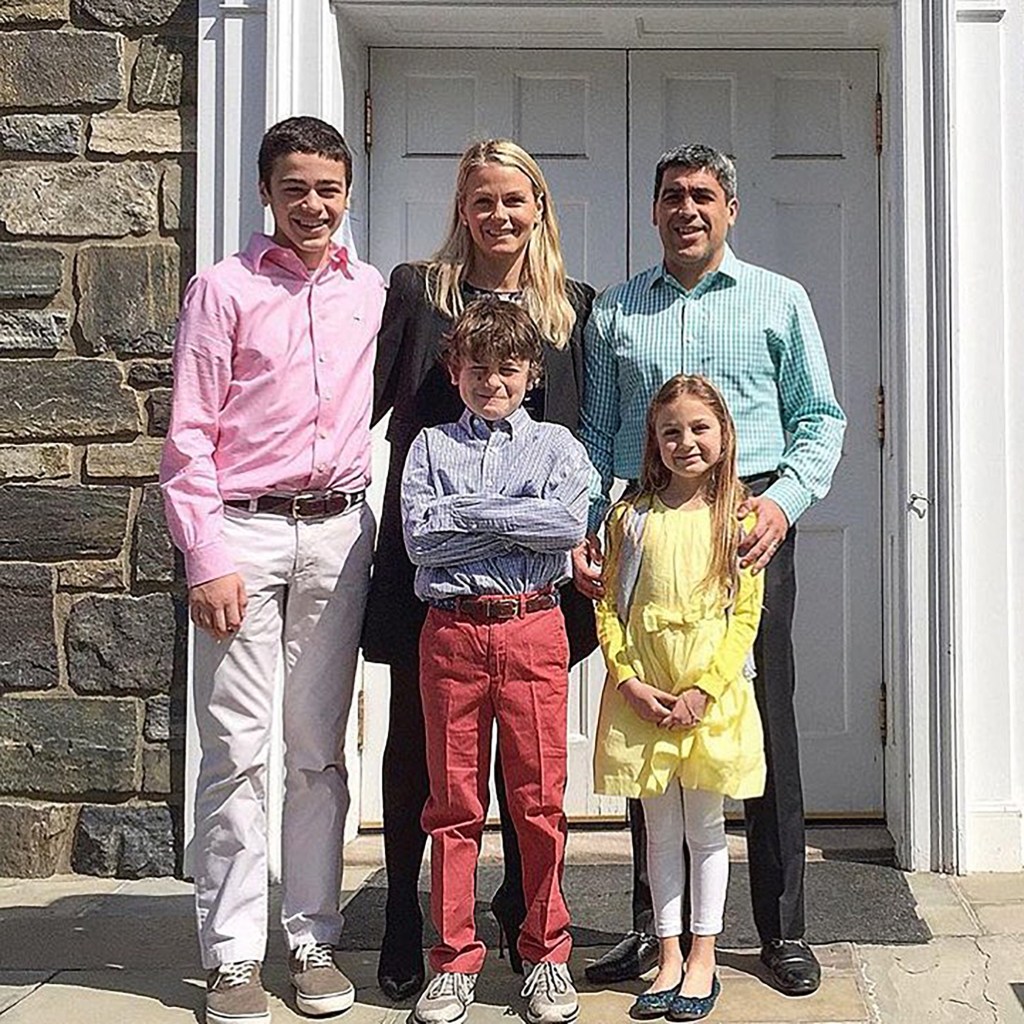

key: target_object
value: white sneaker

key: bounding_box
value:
[413,971,477,1024]
[521,961,579,1024]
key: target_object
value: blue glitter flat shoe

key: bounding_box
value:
[629,982,681,1019]
[666,975,720,1022]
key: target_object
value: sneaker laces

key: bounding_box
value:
[215,961,260,989]
[292,942,335,970]
[522,961,570,999]
[424,972,473,1000]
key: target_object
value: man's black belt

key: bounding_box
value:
[224,489,365,520]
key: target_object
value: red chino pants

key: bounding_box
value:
[419,604,573,975]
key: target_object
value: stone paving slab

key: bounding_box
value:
[955,872,1024,905]
[0,974,50,1016]
[858,935,1024,1023]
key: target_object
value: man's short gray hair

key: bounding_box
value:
[653,144,738,203]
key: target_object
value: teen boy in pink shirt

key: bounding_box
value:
[161,117,385,1024]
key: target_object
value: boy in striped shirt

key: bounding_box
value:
[401,298,592,1024]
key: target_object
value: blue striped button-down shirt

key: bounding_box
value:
[401,405,592,602]
[580,246,846,532]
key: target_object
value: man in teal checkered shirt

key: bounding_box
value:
[577,144,845,997]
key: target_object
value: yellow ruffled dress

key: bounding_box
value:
[593,499,766,800]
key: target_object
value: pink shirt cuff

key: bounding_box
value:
[185,542,238,588]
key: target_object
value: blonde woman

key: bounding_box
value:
[363,139,596,1005]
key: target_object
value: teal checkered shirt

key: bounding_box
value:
[580,245,846,533]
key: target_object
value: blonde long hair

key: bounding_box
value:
[637,375,748,605]
[423,139,575,349]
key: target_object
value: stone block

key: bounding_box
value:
[0,114,82,155]
[75,243,179,356]
[85,438,163,479]
[77,0,191,30]
[146,388,171,435]
[0,696,141,794]
[0,564,57,693]
[72,804,176,878]
[66,592,183,695]
[56,558,127,590]
[0,802,76,878]
[0,30,122,110]
[131,36,188,108]
[127,360,173,389]
[0,1,69,23]
[159,162,194,231]
[143,693,184,742]
[0,163,158,238]
[0,360,140,440]
[0,444,72,482]
[0,245,64,300]
[135,483,175,584]
[0,485,130,560]
[0,309,70,353]
[142,746,171,794]
[89,110,191,155]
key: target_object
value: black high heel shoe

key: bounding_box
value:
[490,891,525,975]
[377,908,426,1001]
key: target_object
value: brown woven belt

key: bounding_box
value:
[439,590,560,622]
[224,490,365,520]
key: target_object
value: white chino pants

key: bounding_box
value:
[190,502,374,968]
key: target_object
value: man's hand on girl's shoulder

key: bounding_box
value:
[738,495,789,574]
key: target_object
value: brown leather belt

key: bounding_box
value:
[438,590,560,623]
[224,490,365,520]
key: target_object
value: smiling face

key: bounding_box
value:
[450,355,533,423]
[655,392,725,493]
[259,151,349,270]
[459,162,541,269]
[653,166,738,289]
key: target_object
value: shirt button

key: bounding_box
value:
[318,355,326,363]
[318,431,327,440]
[323,393,332,401]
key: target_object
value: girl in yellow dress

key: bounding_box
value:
[593,374,765,1022]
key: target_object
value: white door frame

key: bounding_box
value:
[191,0,981,872]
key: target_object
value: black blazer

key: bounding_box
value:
[362,262,597,667]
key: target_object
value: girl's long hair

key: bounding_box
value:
[637,374,749,605]
[422,139,575,349]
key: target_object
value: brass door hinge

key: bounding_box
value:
[364,89,373,151]
[876,384,886,446]
[875,93,883,156]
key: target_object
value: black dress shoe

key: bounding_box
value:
[585,930,660,984]
[377,951,425,1002]
[759,939,821,996]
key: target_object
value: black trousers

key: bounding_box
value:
[627,501,806,942]
[380,657,525,942]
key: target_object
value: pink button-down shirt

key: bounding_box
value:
[160,233,386,585]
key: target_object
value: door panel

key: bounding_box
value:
[630,51,883,814]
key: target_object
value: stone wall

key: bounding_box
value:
[0,0,196,878]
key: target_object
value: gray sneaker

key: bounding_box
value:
[412,971,477,1024]
[288,941,356,1016]
[205,961,271,1024]
[521,961,579,1024]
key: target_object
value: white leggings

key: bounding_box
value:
[641,784,728,938]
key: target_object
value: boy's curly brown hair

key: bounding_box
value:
[440,297,544,386]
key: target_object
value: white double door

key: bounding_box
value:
[362,47,882,821]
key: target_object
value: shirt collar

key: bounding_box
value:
[646,243,740,294]
[459,403,532,439]
[244,232,351,277]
